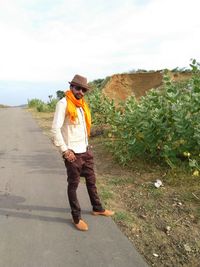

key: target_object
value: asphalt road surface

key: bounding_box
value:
[0,107,148,267]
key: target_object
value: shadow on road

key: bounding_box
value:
[0,194,80,225]
[1,152,65,175]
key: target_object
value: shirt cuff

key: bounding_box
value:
[60,144,68,153]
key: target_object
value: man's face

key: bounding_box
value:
[71,85,88,100]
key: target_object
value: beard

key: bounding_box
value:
[74,93,83,100]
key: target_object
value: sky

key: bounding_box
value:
[0,0,199,105]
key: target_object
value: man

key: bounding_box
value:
[52,74,114,231]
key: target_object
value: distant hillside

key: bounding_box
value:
[0,104,9,108]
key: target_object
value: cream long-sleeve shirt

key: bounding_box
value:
[51,97,88,153]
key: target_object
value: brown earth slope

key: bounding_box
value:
[103,72,192,103]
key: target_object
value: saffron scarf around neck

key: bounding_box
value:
[65,90,91,136]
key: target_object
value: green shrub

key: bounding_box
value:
[89,76,110,91]
[47,98,58,112]
[89,60,200,171]
[107,60,200,170]
[28,98,44,108]
[86,88,116,125]
[36,102,49,112]
[28,97,58,112]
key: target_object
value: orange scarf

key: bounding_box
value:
[65,90,91,136]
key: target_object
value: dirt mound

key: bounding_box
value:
[103,72,192,103]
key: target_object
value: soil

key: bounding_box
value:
[103,71,192,103]
[91,136,200,267]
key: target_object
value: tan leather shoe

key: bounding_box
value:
[92,209,115,216]
[74,219,88,231]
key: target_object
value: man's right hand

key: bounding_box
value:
[63,149,76,162]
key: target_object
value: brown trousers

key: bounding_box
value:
[64,149,104,223]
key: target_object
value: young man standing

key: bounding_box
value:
[52,74,114,231]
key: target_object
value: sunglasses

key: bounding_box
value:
[73,86,88,93]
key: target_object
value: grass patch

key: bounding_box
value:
[143,201,156,212]
[108,176,134,186]
[114,211,133,225]
[181,191,200,204]
[146,185,164,199]
[195,208,200,220]
[98,186,114,203]
[164,168,198,187]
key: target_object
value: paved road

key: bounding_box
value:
[0,107,148,267]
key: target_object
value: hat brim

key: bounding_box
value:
[69,81,90,90]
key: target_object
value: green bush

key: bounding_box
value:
[28,98,44,108]
[28,97,58,112]
[47,98,58,112]
[36,103,49,112]
[86,88,116,126]
[89,76,110,91]
[89,60,200,171]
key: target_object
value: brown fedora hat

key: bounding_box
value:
[69,74,90,90]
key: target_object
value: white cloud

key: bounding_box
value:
[0,0,199,82]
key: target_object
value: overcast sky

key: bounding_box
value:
[0,0,199,105]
